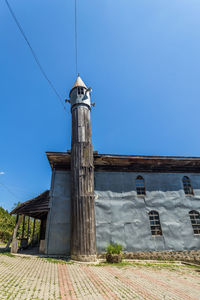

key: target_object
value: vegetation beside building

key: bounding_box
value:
[0,206,15,243]
[0,206,41,244]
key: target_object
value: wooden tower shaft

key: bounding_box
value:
[71,104,96,262]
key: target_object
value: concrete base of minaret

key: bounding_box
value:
[71,254,97,262]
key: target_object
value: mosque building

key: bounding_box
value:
[11,75,200,262]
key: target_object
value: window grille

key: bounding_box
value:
[189,210,200,235]
[149,211,162,236]
[182,176,193,195]
[136,176,145,195]
[77,87,84,95]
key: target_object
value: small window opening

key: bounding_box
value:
[77,87,84,95]
[149,211,162,236]
[136,176,145,195]
[189,210,200,235]
[182,176,193,195]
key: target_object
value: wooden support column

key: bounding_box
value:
[27,216,30,240]
[32,218,36,243]
[39,218,47,241]
[39,217,47,254]
[70,77,96,262]
[11,214,23,253]
[22,215,25,239]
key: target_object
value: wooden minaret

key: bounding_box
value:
[69,74,97,262]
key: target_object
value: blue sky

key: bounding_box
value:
[1,0,200,211]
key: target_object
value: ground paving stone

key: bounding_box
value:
[0,254,200,299]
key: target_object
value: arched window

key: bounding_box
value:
[77,87,84,95]
[136,176,145,195]
[189,210,200,235]
[182,176,193,195]
[149,211,162,236]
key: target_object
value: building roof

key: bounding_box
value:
[13,153,200,216]
[46,152,200,173]
[10,190,50,219]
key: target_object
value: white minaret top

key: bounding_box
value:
[70,74,87,91]
[69,74,92,111]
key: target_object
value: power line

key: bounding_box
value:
[75,0,78,76]
[0,182,20,200]
[5,0,66,112]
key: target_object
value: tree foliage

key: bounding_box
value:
[0,206,15,243]
[0,206,40,244]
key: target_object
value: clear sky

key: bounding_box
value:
[1,0,200,211]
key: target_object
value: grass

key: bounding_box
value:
[0,252,14,257]
[39,256,75,264]
[95,261,135,267]
[39,257,68,264]
[95,260,200,271]
[181,262,200,269]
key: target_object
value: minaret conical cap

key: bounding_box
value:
[69,74,87,97]
[71,74,87,90]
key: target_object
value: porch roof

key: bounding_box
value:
[10,190,50,219]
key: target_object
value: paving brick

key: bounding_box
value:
[0,254,200,299]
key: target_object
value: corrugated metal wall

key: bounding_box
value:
[46,170,200,255]
[95,172,200,252]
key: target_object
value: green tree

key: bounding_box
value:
[0,206,41,244]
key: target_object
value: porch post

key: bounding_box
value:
[11,214,23,253]
[22,215,25,239]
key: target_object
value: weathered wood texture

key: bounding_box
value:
[32,218,35,241]
[39,217,47,241]
[11,215,23,253]
[47,152,200,173]
[10,190,49,219]
[71,106,96,261]
[27,216,30,238]
[22,215,25,239]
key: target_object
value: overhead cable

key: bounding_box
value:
[75,0,78,76]
[5,0,66,112]
[0,182,20,200]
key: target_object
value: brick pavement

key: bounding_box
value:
[0,254,200,300]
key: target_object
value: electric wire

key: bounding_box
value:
[4,0,66,112]
[0,182,20,200]
[75,0,78,76]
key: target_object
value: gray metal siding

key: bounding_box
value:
[46,170,200,255]
[45,170,71,255]
[95,172,200,253]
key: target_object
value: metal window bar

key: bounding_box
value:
[136,176,146,195]
[149,211,162,236]
[189,211,200,235]
[77,87,84,95]
[182,176,193,195]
